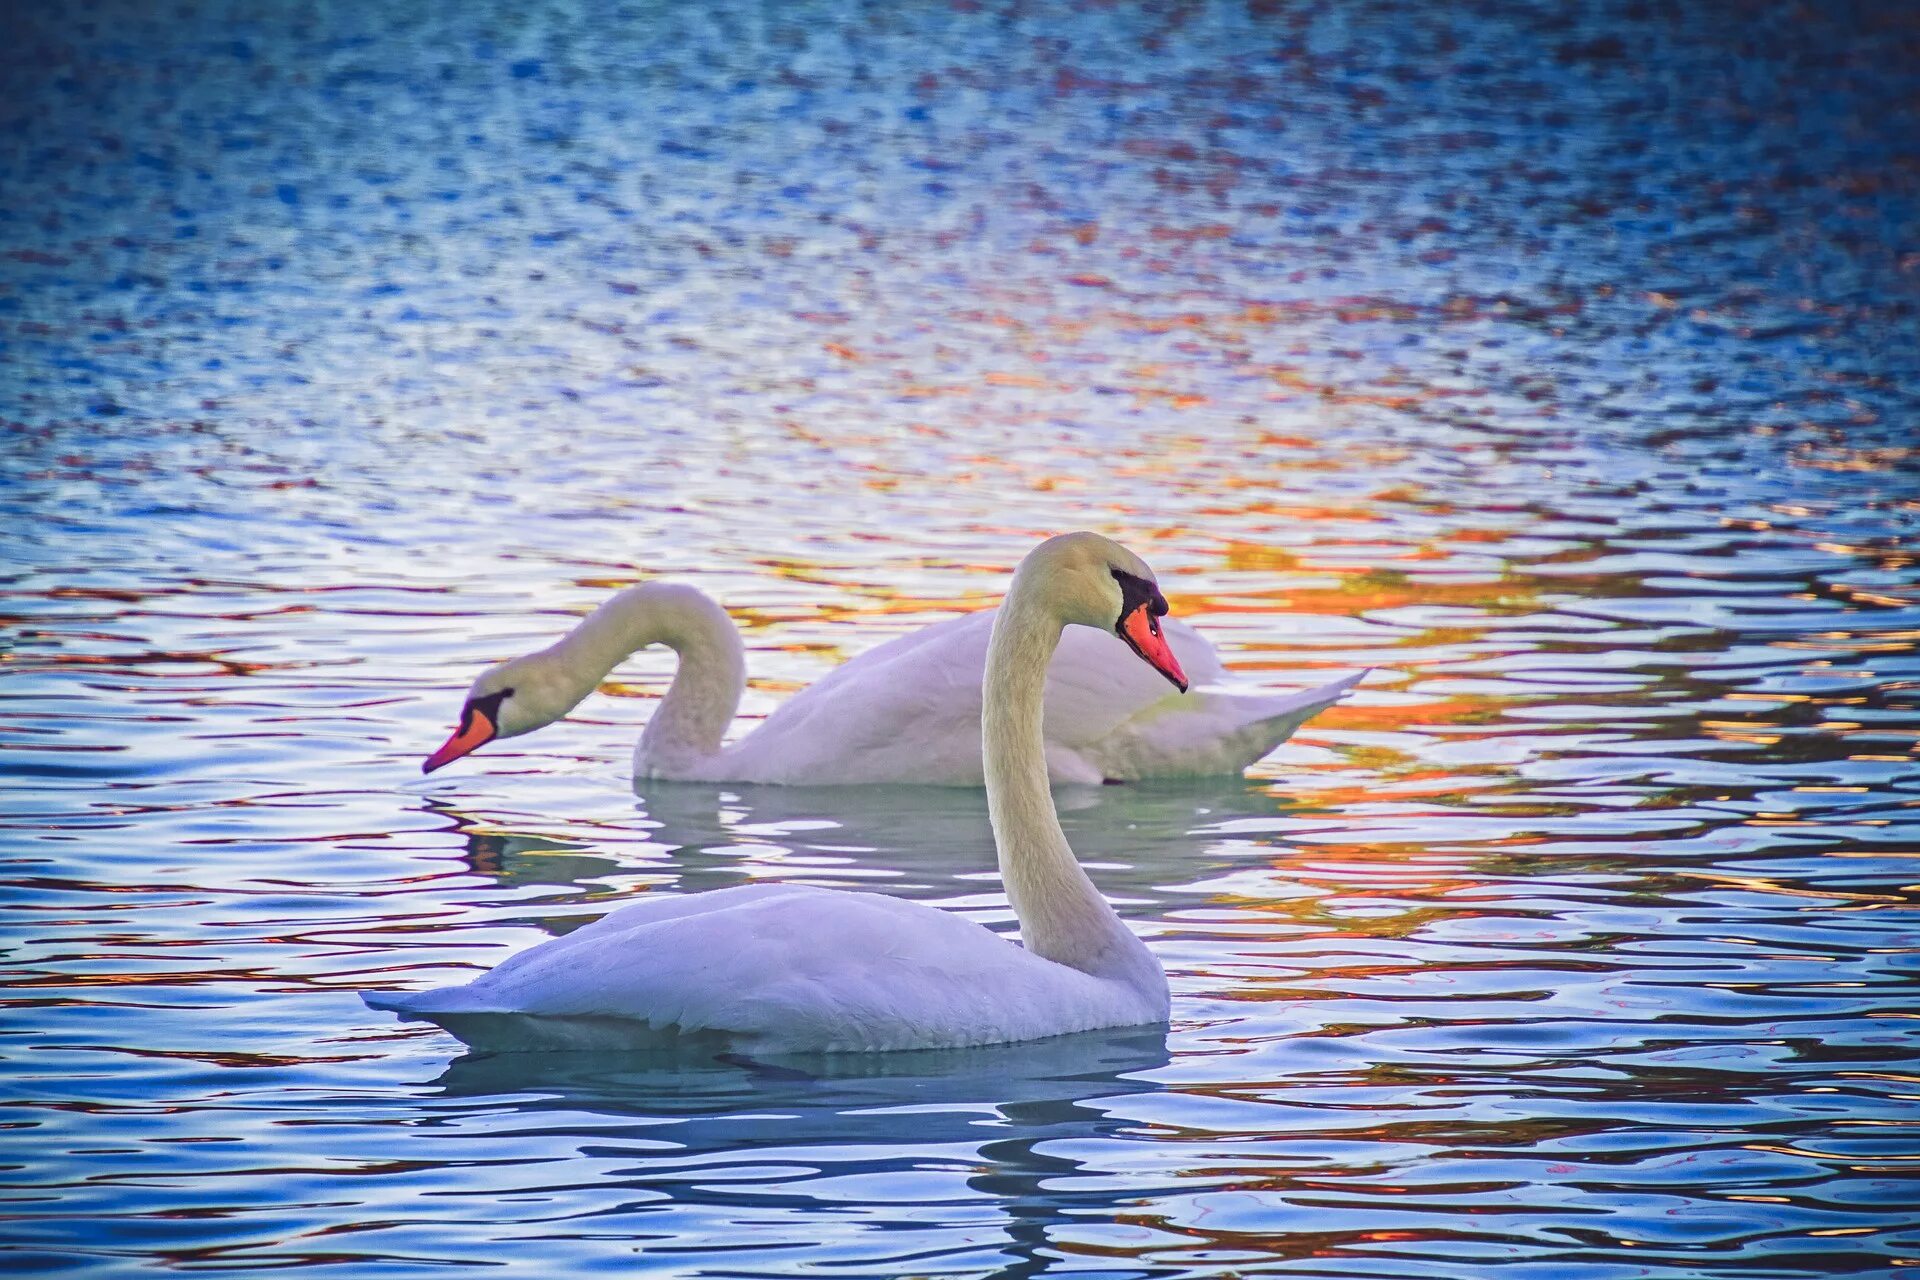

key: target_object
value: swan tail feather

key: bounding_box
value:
[1096,669,1366,779]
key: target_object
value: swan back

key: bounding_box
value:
[367,884,1162,1052]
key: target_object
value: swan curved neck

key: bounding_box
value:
[556,584,745,769]
[984,575,1153,982]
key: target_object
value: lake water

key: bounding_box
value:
[4,1,1918,1276]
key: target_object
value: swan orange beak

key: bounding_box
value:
[423,703,498,774]
[1119,606,1188,693]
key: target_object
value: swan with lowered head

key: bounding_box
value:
[422,565,1359,787]
[367,533,1190,1052]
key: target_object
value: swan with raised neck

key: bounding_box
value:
[985,534,1170,980]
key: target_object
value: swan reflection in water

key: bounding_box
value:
[440,773,1315,919]
[417,1028,1172,1277]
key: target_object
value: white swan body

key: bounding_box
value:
[423,581,1359,786]
[363,881,1159,1053]
[370,532,1184,1053]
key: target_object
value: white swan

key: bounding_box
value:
[366,532,1186,1052]
[422,571,1360,787]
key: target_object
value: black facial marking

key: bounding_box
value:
[1110,567,1168,633]
[460,687,512,733]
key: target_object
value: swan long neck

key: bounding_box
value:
[552,584,745,766]
[984,572,1152,981]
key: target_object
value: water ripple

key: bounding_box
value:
[5,0,1919,1275]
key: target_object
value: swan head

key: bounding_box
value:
[1023,532,1188,693]
[421,651,586,774]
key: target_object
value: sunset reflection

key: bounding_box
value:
[5,0,1918,1275]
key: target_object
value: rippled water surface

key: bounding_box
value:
[5,1,1919,1275]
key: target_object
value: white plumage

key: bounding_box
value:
[422,579,1360,786]
[370,532,1207,1053]
[365,883,1158,1053]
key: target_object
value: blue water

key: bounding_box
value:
[3,1,1918,1275]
